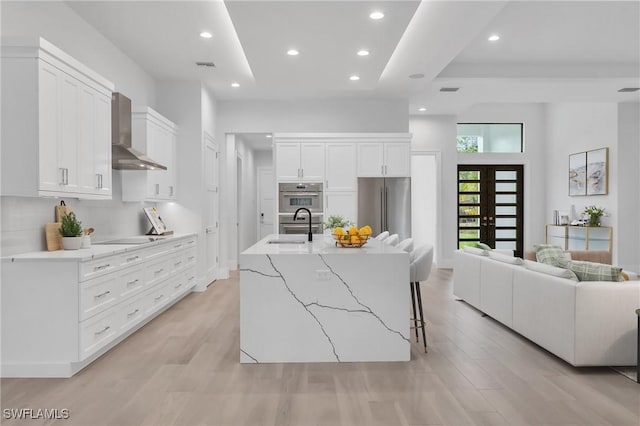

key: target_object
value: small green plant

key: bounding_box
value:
[59,212,83,237]
[324,214,353,230]
[583,205,606,227]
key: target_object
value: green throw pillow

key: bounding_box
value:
[473,242,492,251]
[555,258,624,282]
[535,244,564,265]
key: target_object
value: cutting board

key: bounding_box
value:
[45,223,62,251]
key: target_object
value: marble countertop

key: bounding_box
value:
[241,234,406,256]
[2,233,196,262]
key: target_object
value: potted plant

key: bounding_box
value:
[323,214,353,231]
[583,205,606,227]
[59,212,83,250]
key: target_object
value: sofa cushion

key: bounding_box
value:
[555,258,624,282]
[463,246,488,256]
[473,242,492,251]
[535,245,565,265]
[524,259,579,281]
[488,251,524,265]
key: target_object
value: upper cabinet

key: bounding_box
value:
[357,142,411,177]
[275,142,325,182]
[1,38,115,199]
[121,107,177,202]
[325,143,356,191]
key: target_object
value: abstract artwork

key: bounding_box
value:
[569,152,586,196]
[586,148,608,195]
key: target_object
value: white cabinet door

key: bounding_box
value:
[300,143,325,181]
[276,143,301,181]
[77,84,96,194]
[59,73,80,192]
[93,93,112,197]
[325,143,356,191]
[38,61,62,193]
[146,121,164,199]
[165,131,176,200]
[325,192,357,225]
[357,143,384,177]
[384,142,411,177]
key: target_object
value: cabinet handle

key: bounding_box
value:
[188,276,195,282]
[65,168,69,185]
[96,173,103,189]
[381,165,384,175]
[384,165,388,175]
[174,243,183,249]
[94,290,111,299]
[94,326,110,335]
[174,261,182,267]
[174,282,183,289]
[59,168,65,185]
[188,256,195,261]
[154,268,164,275]
[155,184,160,195]
[126,256,139,262]
[126,279,139,286]
[169,186,174,196]
[301,168,304,178]
[154,294,165,302]
[93,264,111,271]
[127,309,140,318]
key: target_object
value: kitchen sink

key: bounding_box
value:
[267,239,306,244]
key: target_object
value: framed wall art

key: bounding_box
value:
[569,152,586,196]
[586,147,608,195]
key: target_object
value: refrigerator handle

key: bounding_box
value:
[384,186,388,231]
[380,187,384,232]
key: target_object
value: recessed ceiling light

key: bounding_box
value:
[409,73,425,79]
[418,107,427,112]
[231,82,240,88]
[488,34,500,42]
[200,32,212,39]
[369,11,384,20]
[349,75,360,81]
[618,87,640,92]
[357,50,370,56]
[287,49,299,56]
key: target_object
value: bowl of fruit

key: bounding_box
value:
[332,225,373,248]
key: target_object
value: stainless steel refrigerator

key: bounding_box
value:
[357,177,411,241]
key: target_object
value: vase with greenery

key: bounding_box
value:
[583,205,606,227]
[59,212,83,250]
[323,214,353,231]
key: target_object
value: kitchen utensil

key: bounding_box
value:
[45,223,62,251]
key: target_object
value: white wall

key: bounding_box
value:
[218,99,409,270]
[545,103,619,262]
[0,0,159,256]
[235,138,259,254]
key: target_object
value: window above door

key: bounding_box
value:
[457,123,524,153]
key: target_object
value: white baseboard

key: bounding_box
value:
[438,258,453,269]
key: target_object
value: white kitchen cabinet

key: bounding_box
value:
[325,143,356,191]
[122,107,178,202]
[1,38,114,199]
[1,235,197,377]
[357,142,411,177]
[325,192,357,226]
[275,142,325,181]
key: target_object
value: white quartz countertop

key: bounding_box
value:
[2,233,196,262]
[241,234,406,256]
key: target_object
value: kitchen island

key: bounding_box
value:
[240,234,410,363]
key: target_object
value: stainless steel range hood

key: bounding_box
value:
[111,93,167,170]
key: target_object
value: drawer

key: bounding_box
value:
[119,251,144,268]
[80,274,119,321]
[80,255,120,281]
[119,266,145,299]
[144,243,173,260]
[79,307,120,360]
[146,258,171,288]
[119,294,146,332]
[170,254,186,274]
[146,282,170,315]
[184,248,197,267]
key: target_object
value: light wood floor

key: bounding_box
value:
[2,269,639,426]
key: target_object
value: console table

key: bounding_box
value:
[545,225,612,252]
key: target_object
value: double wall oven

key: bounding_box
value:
[278,183,323,235]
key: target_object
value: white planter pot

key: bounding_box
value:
[62,237,82,250]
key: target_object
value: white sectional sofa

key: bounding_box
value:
[453,250,640,366]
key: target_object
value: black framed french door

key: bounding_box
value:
[458,165,524,258]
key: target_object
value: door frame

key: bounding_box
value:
[257,166,275,239]
[411,150,442,267]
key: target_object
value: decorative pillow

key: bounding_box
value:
[535,244,565,265]
[473,242,492,251]
[555,258,624,282]
[463,246,489,256]
[488,251,524,265]
[523,260,579,281]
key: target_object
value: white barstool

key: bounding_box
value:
[396,238,414,253]
[374,231,389,241]
[409,244,434,353]
[384,234,399,246]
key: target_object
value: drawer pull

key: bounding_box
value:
[187,256,195,261]
[174,283,183,289]
[127,309,140,318]
[174,244,183,249]
[188,276,195,282]
[93,264,111,272]
[154,268,164,275]
[126,256,140,262]
[154,294,165,302]
[126,279,139,286]
[94,325,110,335]
[174,261,182,266]
[94,291,111,299]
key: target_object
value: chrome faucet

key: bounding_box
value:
[293,207,313,242]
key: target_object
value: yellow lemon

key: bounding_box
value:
[351,235,361,245]
[348,226,359,236]
[359,225,372,236]
[334,227,345,236]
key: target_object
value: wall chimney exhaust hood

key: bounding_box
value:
[111,93,167,170]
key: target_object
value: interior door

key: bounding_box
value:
[258,168,274,239]
[204,132,219,285]
[458,165,524,257]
